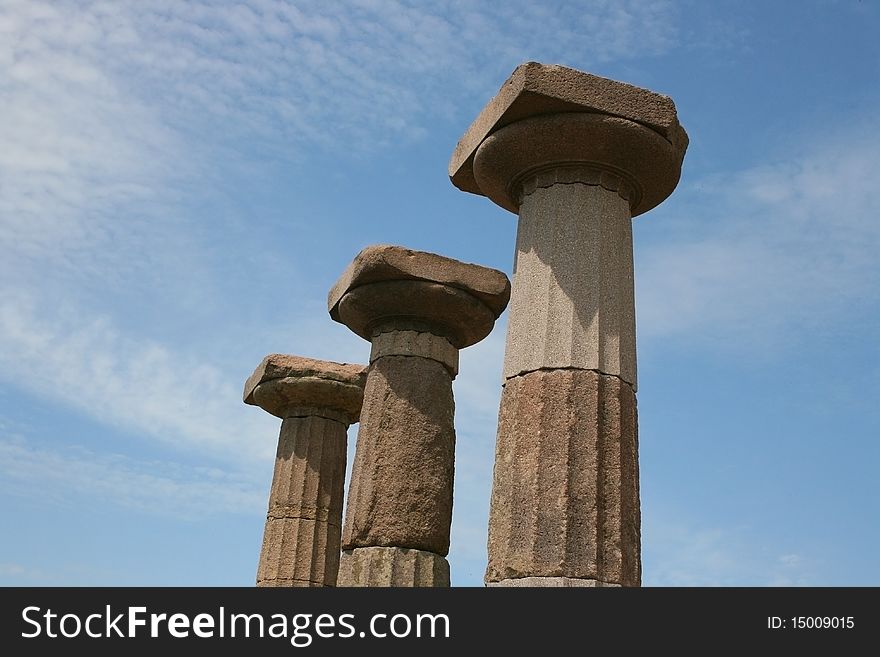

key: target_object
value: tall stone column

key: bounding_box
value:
[328,245,510,586]
[244,354,366,587]
[449,62,688,587]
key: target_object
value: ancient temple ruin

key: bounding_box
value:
[244,62,687,587]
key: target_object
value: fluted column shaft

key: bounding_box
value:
[486,166,640,587]
[487,370,639,586]
[503,169,636,386]
[339,330,456,587]
[328,245,510,587]
[257,412,348,587]
[244,354,366,587]
[449,62,688,588]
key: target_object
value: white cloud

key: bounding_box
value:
[0,561,57,585]
[778,553,800,567]
[0,0,680,444]
[643,513,816,586]
[13,0,866,588]
[0,562,27,577]
[637,118,880,345]
[0,1,184,279]
[0,291,278,463]
[0,0,679,276]
[767,553,813,586]
[0,434,265,519]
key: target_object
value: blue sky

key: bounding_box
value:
[1,0,877,586]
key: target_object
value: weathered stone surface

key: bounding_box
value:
[342,355,455,556]
[244,354,367,423]
[447,66,679,590]
[256,415,349,587]
[472,112,682,216]
[337,547,450,587]
[486,369,640,587]
[502,173,637,387]
[265,416,348,523]
[257,517,340,587]
[488,577,621,587]
[328,244,510,320]
[244,353,366,400]
[330,245,509,586]
[334,279,497,349]
[450,62,688,202]
[370,329,459,376]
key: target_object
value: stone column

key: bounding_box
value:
[449,62,688,587]
[328,245,510,586]
[244,354,366,587]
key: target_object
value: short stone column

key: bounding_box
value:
[449,62,688,587]
[328,245,510,586]
[244,354,366,587]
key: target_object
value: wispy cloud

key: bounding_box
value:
[643,513,816,586]
[0,561,53,585]
[0,1,185,283]
[0,0,679,462]
[637,117,880,346]
[13,0,864,588]
[0,291,278,463]
[0,434,265,519]
[1,0,680,274]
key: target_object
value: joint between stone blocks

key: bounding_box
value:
[503,366,637,393]
[280,406,351,425]
[487,577,623,588]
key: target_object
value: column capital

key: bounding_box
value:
[449,62,688,216]
[327,244,510,348]
[244,354,367,424]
